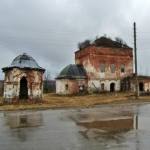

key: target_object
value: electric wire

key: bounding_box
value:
[0,25,150,49]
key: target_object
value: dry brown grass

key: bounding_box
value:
[0,92,150,111]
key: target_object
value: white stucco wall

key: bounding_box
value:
[56,79,70,94]
[88,79,121,92]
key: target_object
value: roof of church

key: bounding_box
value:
[56,64,87,79]
[2,53,45,71]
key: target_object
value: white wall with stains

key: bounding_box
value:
[3,68,44,102]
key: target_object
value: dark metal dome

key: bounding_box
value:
[56,64,87,79]
[2,53,45,71]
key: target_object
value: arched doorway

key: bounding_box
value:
[19,77,28,99]
[110,83,115,92]
[139,82,144,91]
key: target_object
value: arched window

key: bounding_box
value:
[121,64,125,73]
[110,63,115,73]
[100,63,105,72]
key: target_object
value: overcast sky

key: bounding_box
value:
[0,0,150,79]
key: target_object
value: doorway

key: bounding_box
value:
[19,77,28,99]
[139,82,144,91]
[110,83,115,92]
[101,83,104,91]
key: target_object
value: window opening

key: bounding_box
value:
[110,64,115,73]
[79,85,84,91]
[65,84,68,90]
[121,64,125,73]
[101,83,104,91]
[100,63,105,72]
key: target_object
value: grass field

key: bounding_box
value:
[0,92,150,111]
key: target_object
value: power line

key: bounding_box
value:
[0,25,133,37]
[0,40,75,46]
[137,39,150,40]
[137,32,150,33]
[0,35,77,42]
[0,35,133,43]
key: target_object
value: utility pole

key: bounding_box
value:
[133,22,138,99]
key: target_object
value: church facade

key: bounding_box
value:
[56,44,133,94]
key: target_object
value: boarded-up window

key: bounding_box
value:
[110,64,115,73]
[100,63,105,72]
[121,64,125,73]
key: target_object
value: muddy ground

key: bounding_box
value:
[0,92,150,111]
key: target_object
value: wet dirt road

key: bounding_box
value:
[1,103,150,150]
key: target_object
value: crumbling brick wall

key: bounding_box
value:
[3,68,44,102]
[75,46,133,92]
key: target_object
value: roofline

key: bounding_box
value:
[55,76,87,79]
[75,45,133,53]
[2,67,45,72]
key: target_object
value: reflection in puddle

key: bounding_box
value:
[3,111,44,142]
[76,117,134,144]
[72,109,138,145]
[77,118,134,133]
[74,106,150,148]
[4,111,43,128]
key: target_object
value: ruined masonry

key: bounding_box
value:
[56,44,133,94]
[2,53,45,102]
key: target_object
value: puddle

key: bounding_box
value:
[1,104,150,150]
[4,111,43,128]
[73,104,150,148]
[77,117,134,133]
[135,116,150,131]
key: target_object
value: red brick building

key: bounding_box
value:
[75,45,133,92]
[56,43,133,94]
[121,75,150,92]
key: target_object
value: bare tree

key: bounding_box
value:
[77,39,91,50]
[44,71,51,93]
[115,37,124,47]
[115,37,129,48]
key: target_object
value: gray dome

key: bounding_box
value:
[2,53,45,71]
[56,64,87,79]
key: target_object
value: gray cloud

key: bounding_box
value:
[0,0,150,79]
